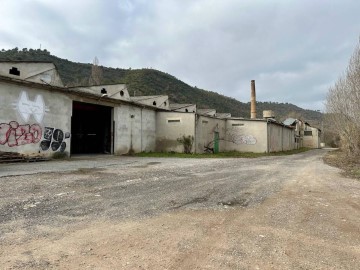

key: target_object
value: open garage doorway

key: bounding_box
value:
[71,101,112,154]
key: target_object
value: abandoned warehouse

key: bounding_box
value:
[0,62,319,157]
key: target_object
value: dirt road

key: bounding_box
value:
[0,150,359,269]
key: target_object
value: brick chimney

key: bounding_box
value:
[251,80,256,119]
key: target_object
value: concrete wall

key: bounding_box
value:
[195,115,226,153]
[197,109,216,117]
[156,112,195,153]
[0,62,63,87]
[113,105,156,154]
[170,104,196,113]
[303,126,321,148]
[225,119,268,153]
[268,123,295,152]
[0,81,71,156]
[74,84,130,101]
[131,95,170,110]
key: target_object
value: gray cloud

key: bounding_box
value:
[1,0,359,111]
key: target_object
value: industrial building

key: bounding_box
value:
[0,61,315,158]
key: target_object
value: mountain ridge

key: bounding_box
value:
[0,48,322,122]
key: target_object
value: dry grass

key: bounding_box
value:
[323,149,360,179]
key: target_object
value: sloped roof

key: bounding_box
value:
[283,118,297,126]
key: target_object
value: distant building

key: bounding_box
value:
[283,118,321,149]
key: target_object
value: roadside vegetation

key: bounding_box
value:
[324,37,360,178]
[323,150,360,180]
[326,39,360,157]
[135,148,311,159]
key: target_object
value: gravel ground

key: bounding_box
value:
[0,149,359,269]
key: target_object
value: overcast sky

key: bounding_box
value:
[1,0,359,110]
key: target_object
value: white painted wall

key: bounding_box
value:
[156,112,195,153]
[0,81,71,156]
[225,119,268,153]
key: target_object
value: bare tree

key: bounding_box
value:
[89,56,103,85]
[326,39,360,157]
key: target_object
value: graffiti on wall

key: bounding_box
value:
[40,127,70,152]
[235,135,257,145]
[0,121,42,147]
[16,91,48,123]
[227,131,257,145]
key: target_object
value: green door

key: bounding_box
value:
[214,132,219,153]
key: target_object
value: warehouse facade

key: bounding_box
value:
[0,61,299,157]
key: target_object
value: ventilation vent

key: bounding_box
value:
[168,119,180,123]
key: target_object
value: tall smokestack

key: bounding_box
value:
[251,80,256,119]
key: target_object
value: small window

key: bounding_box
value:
[120,90,124,96]
[164,101,167,106]
[202,120,208,124]
[168,119,180,123]
[232,123,244,127]
[153,101,157,106]
[304,131,312,136]
[9,67,20,76]
[185,109,188,112]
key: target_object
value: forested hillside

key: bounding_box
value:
[0,48,322,122]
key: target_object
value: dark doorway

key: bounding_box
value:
[71,101,112,154]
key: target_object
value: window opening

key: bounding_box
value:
[9,67,20,76]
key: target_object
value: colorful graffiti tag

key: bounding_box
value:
[0,121,42,147]
[40,127,70,152]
